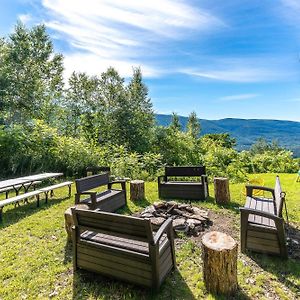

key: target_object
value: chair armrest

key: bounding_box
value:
[246,185,275,197]
[75,191,97,205]
[108,180,126,191]
[153,218,173,245]
[158,175,166,184]
[239,207,282,222]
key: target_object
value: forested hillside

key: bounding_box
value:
[156,115,300,157]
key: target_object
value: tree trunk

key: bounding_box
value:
[64,204,89,241]
[214,177,230,204]
[130,180,145,201]
[202,231,238,295]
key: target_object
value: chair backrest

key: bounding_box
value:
[165,166,206,177]
[274,176,285,217]
[86,166,110,177]
[73,209,154,243]
[75,173,109,193]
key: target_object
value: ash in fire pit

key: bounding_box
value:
[133,201,212,236]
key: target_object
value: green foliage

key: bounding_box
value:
[170,112,182,131]
[0,23,63,124]
[186,111,200,139]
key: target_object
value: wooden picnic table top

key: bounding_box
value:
[0,173,63,190]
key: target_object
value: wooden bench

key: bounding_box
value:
[40,181,73,203]
[158,166,209,200]
[0,181,73,221]
[0,190,42,221]
[75,173,126,211]
[240,176,288,258]
[71,209,176,289]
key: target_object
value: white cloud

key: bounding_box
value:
[219,94,259,101]
[63,53,162,80]
[179,56,297,83]
[41,0,224,78]
[18,14,32,24]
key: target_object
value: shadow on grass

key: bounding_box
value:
[72,267,196,300]
[0,195,70,229]
[247,250,300,296]
[243,224,300,297]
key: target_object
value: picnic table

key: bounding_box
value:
[0,172,72,222]
[0,172,63,194]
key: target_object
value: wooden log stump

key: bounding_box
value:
[130,180,145,201]
[64,204,89,241]
[202,231,238,295]
[214,177,230,204]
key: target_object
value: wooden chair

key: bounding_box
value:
[75,173,126,211]
[72,209,176,289]
[158,166,208,200]
[240,176,288,258]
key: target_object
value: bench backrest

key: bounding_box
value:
[73,209,154,243]
[274,176,285,217]
[165,166,206,177]
[75,173,109,193]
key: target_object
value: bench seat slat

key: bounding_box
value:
[40,181,73,192]
[0,190,42,207]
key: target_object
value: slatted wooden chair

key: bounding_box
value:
[72,209,176,290]
[240,176,288,258]
[158,166,209,200]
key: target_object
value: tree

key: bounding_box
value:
[187,111,200,139]
[202,133,236,149]
[126,67,154,152]
[64,72,98,137]
[170,112,181,131]
[0,23,63,124]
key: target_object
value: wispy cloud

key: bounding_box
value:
[18,13,32,24]
[219,93,259,101]
[41,0,223,78]
[180,56,297,83]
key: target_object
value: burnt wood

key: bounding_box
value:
[240,176,287,258]
[71,209,176,289]
[75,174,126,211]
[158,166,209,200]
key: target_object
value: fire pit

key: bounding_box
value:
[133,201,212,236]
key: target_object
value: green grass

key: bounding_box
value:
[0,173,299,299]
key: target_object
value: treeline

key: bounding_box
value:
[0,23,298,180]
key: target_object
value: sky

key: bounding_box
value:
[1,0,300,121]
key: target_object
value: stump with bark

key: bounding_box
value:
[202,231,238,295]
[64,204,89,241]
[130,180,145,201]
[214,177,230,204]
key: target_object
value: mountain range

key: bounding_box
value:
[155,114,300,157]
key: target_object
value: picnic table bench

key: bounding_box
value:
[240,176,288,258]
[0,173,72,221]
[72,208,176,289]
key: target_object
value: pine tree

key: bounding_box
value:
[187,111,200,139]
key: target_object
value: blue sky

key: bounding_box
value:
[1,0,300,121]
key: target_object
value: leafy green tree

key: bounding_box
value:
[250,138,282,154]
[0,23,63,124]
[126,67,154,152]
[201,133,236,149]
[170,112,181,131]
[64,72,98,137]
[187,111,200,139]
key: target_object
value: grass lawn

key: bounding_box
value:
[0,173,299,299]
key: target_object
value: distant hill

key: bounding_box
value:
[155,114,300,157]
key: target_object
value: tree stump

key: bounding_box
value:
[214,177,230,204]
[130,180,145,201]
[202,231,238,295]
[64,204,89,241]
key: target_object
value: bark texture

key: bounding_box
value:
[130,180,145,201]
[214,177,230,204]
[202,231,238,295]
